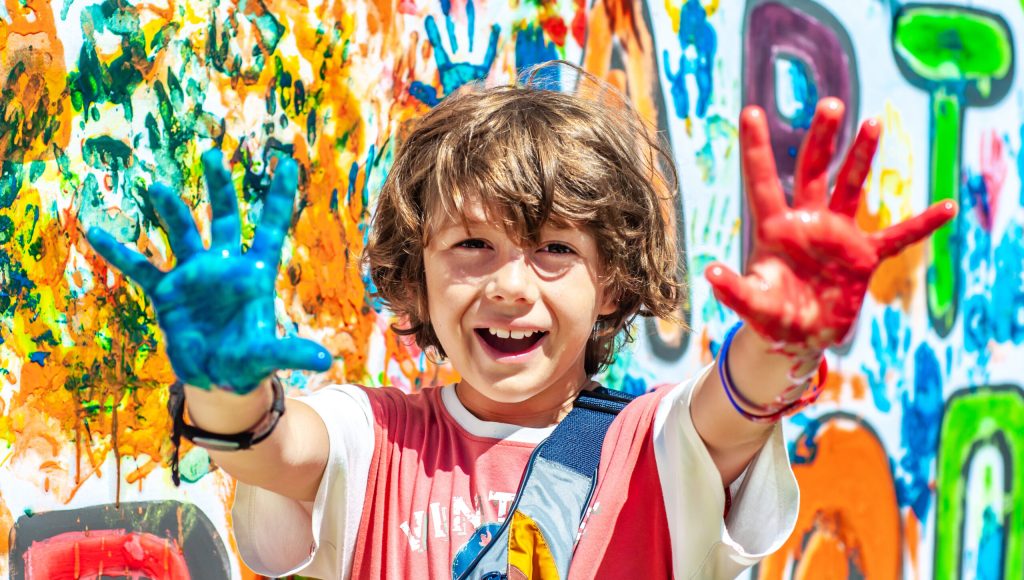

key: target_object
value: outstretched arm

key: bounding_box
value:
[690,98,956,485]
[87,151,332,500]
[181,382,328,500]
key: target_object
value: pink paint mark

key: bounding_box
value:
[978,129,1007,229]
[447,0,468,21]
[24,529,190,580]
[398,0,417,15]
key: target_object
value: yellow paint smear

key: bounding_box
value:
[858,102,923,311]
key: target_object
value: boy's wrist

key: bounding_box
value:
[184,377,276,435]
[729,323,823,406]
[175,376,285,452]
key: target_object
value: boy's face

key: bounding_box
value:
[423,201,617,416]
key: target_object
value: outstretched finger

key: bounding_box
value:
[86,227,164,292]
[830,118,881,217]
[794,98,844,208]
[875,200,958,259]
[150,183,204,261]
[739,106,787,224]
[250,158,299,267]
[267,337,333,373]
[704,262,760,319]
[202,149,242,251]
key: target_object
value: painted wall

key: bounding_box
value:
[0,0,1020,577]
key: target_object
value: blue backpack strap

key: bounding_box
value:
[455,387,637,580]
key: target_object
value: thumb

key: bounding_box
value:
[704,262,755,317]
[267,337,334,373]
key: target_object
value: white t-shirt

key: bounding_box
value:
[233,370,799,578]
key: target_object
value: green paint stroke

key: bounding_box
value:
[936,386,1024,579]
[893,7,1013,336]
[927,89,959,334]
[69,0,171,121]
[895,10,1011,88]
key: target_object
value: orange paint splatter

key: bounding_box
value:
[583,0,663,129]
[759,416,901,579]
[905,509,920,576]
[0,176,174,504]
[815,370,867,404]
[0,0,72,162]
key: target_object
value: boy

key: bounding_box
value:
[87,68,954,578]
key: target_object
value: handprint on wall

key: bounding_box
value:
[689,195,738,328]
[662,0,716,120]
[0,0,70,163]
[861,307,911,413]
[410,13,500,106]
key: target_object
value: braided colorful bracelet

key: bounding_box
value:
[717,321,828,423]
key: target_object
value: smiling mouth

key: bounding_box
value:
[475,329,548,355]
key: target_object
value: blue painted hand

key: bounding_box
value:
[86,150,332,394]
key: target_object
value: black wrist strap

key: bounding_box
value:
[168,376,286,486]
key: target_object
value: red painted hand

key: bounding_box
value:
[705,98,957,351]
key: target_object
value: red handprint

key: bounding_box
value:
[706,98,957,353]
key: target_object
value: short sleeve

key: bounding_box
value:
[652,366,800,577]
[232,384,375,578]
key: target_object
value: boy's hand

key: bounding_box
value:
[87,150,331,393]
[705,98,957,352]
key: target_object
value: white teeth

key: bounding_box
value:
[488,328,538,339]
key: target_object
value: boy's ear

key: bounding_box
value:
[598,286,619,317]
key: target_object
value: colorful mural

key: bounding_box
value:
[0,0,1021,577]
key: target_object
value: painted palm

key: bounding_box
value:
[86,151,331,393]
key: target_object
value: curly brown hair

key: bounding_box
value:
[364,62,684,376]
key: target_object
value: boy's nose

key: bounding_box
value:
[485,254,539,304]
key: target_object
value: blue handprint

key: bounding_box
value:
[895,342,943,521]
[86,151,331,394]
[410,8,500,107]
[515,23,559,86]
[961,176,1024,377]
[861,306,911,413]
[662,0,716,120]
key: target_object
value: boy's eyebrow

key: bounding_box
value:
[435,210,495,229]
[429,219,491,239]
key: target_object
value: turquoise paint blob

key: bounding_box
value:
[86,150,331,394]
[773,55,817,130]
[975,506,1004,580]
[178,448,212,484]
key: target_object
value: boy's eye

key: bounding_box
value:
[456,239,488,249]
[540,242,575,255]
